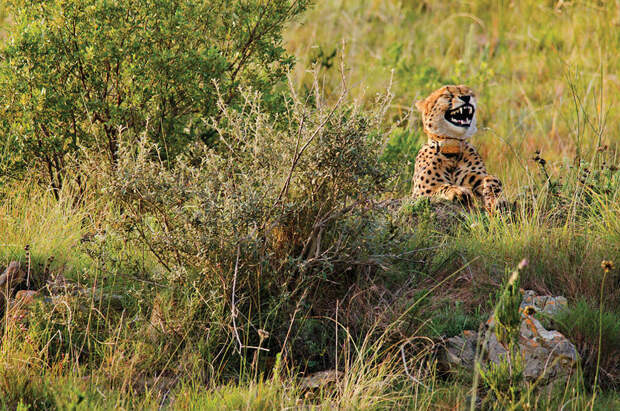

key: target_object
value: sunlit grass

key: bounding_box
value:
[285,0,620,190]
[0,182,91,267]
[0,0,618,408]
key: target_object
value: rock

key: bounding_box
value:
[486,332,510,365]
[520,290,567,317]
[0,261,25,291]
[440,291,577,384]
[6,290,40,324]
[0,261,26,312]
[518,315,577,381]
[442,329,477,369]
[3,269,125,330]
[300,370,343,389]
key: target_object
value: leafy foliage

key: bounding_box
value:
[493,266,522,347]
[0,0,309,192]
[479,352,526,409]
[103,79,393,373]
[380,126,423,191]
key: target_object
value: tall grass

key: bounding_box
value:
[285,0,620,190]
[0,183,92,269]
[0,0,619,409]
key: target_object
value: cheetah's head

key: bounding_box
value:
[415,85,477,141]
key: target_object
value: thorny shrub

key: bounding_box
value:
[104,72,403,374]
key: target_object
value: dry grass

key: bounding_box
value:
[0,1,619,409]
[285,0,620,190]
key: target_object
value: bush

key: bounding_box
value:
[380,126,423,192]
[0,0,309,193]
[103,72,397,374]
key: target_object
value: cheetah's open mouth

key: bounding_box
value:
[445,104,474,127]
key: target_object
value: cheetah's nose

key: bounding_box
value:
[459,95,471,103]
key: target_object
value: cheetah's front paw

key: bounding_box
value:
[441,185,474,206]
[483,176,508,213]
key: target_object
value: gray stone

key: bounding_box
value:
[0,261,25,291]
[520,290,567,317]
[518,315,577,381]
[443,330,478,368]
[300,370,343,389]
[0,261,26,313]
[440,291,577,384]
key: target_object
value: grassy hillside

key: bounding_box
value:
[0,1,619,409]
[286,0,620,190]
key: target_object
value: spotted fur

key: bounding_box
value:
[412,85,506,211]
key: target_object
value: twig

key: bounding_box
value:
[273,42,349,207]
[27,246,31,288]
[400,343,429,389]
[335,299,339,379]
[231,244,243,354]
[230,245,270,355]
[591,264,609,409]
[281,288,308,365]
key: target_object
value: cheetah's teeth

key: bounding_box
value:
[445,102,475,128]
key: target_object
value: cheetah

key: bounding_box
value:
[412,85,506,212]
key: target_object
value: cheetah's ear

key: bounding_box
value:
[415,98,428,112]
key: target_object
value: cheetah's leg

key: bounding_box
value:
[482,175,508,213]
[433,184,474,206]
